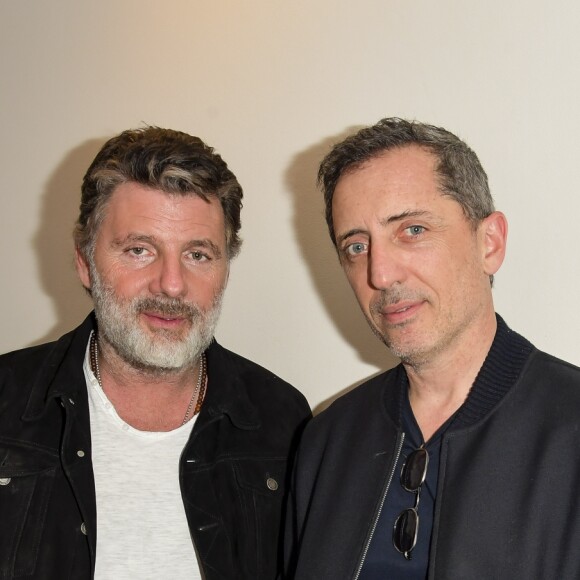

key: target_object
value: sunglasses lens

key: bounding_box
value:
[401,448,428,491]
[393,508,418,557]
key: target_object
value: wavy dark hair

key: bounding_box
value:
[74,126,243,259]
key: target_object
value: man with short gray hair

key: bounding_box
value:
[286,118,580,579]
[0,127,310,579]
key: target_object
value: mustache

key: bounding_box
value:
[370,288,426,313]
[134,297,201,320]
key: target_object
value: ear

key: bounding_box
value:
[480,211,508,276]
[75,247,92,290]
[223,259,231,288]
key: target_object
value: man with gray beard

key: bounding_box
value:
[285,118,580,579]
[0,127,310,580]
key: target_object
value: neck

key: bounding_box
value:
[405,310,497,442]
[92,333,206,432]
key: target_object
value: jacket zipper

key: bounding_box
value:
[353,431,405,580]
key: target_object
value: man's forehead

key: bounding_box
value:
[105,183,216,213]
[107,181,211,205]
[333,146,443,209]
[341,144,438,182]
[98,182,225,236]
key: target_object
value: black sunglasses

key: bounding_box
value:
[393,447,429,560]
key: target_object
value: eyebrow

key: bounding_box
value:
[336,228,366,246]
[111,234,156,249]
[379,209,434,226]
[111,234,223,259]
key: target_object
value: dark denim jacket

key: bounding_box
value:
[0,314,310,579]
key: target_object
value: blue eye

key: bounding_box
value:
[346,242,367,256]
[406,225,425,236]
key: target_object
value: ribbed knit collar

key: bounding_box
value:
[450,314,534,430]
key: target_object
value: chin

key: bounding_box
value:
[383,335,428,364]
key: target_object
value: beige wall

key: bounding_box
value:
[1,0,579,412]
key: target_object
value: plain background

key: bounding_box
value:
[1,1,579,413]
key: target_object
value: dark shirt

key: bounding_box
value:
[359,379,454,580]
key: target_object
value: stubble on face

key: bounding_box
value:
[365,271,482,370]
[90,261,223,376]
[365,286,431,365]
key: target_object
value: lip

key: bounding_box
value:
[141,311,188,329]
[378,301,423,325]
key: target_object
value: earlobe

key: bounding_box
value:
[481,212,508,276]
[75,247,92,290]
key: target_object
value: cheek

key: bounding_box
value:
[435,254,482,307]
[345,273,374,312]
[186,269,227,302]
[342,257,366,282]
[343,266,362,292]
[108,271,150,299]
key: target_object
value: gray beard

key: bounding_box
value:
[90,264,222,373]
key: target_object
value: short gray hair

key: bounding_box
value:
[318,117,494,246]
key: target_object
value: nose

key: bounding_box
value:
[367,244,406,290]
[149,254,188,298]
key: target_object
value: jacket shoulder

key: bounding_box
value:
[0,339,59,370]
[0,315,94,418]
[207,340,311,417]
[0,341,60,405]
[304,366,400,442]
[521,349,580,403]
[477,348,580,433]
[527,349,580,381]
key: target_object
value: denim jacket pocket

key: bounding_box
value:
[233,458,288,579]
[0,439,58,579]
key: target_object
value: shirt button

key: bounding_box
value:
[81,522,87,535]
[266,477,279,491]
[77,450,85,458]
[0,478,11,486]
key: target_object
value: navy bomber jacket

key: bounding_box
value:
[286,317,580,579]
[0,313,310,579]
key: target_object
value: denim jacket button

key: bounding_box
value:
[266,477,278,491]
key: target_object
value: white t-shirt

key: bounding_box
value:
[83,338,203,579]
